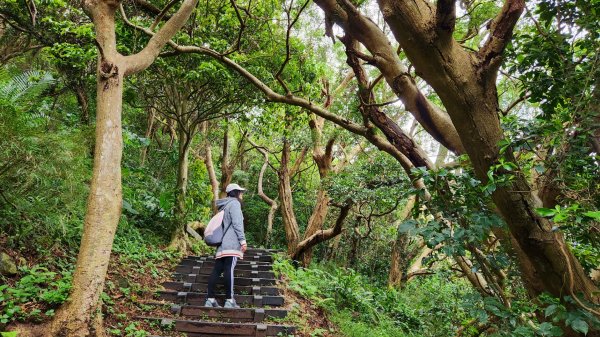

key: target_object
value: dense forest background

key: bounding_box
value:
[0,0,599,336]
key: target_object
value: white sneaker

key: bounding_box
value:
[204,298,221,308]
[224,299,240,308]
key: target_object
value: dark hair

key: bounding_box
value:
[227,189,244,200]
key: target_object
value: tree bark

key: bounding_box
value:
[388,195,416,287]
[169,124,194,251]
[74,81,91,125]
[219,122,233,197]
[292,201,353,260]
[294,116,335,266]
[254,144,278,245]
[278,139,300,256]
[201,122,219,213]
[39,1,197,335]
[140,106,156,166]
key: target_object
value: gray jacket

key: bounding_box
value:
[215,197,246,258]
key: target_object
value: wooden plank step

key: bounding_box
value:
[182,257,273,265]
[187,250,274,258]
[244,248,280,254]
[163,281,280,296]
[175,265,275,279]
[157,291,285,307]
[186,255,273,263]
[179,261,274,271]
[172,273,277,286]
[171,305,288,322]
[175,320,295,336]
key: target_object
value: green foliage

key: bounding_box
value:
[505,0,600,273]
[406,167,506,258]
[275,259,478,337]
[0,67,91,250]
[0,266,72,324]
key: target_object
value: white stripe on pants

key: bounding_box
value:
[230,256,238,299]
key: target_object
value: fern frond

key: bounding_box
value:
[0,69,55,103]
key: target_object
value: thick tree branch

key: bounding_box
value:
[292,200,353,259]
[314,0,465,154]
[477,0,525,75]
[149,0,180,31]
[343,36,433,169]
[120,0,198,75]
[131,0,172,19]
[436,0,456,37]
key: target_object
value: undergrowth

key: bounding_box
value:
[274,258,475,337]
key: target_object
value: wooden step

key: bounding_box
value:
[139,317,295,337]
[179,261,274,271]
[181,258,274,266]
[175,265,276,279]
[172,273,277,286]
[244,248,280,254]
[163,281,280,296]
[186,255,273,263]
[157,291,285,306]
[177,320,295,336]
[171,305,288,322]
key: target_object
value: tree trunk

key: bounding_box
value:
[294,117,335,265]
[278,139,300,256]
[140,106,156,166]
[379,0,599,306]
[254,143,278,245]
[201,122,219,213]
[169,125,193,251]
[406,245,434,281]
[35,1,198,335]
[388,195,416,287]
[74,82,90,125]
[219,122,232,197]
[45,5,123,336]
[297,188,329,265]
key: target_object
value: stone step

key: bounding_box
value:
[172,273,277,286]
[171,304,288,322]
[157,291,285,307]
[163,281,280,296]
[175,265,276,279]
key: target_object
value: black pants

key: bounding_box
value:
[207,256,238,299]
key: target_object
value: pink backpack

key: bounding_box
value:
[204,210,231,246]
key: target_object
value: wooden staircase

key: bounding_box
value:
[142,248,296,337]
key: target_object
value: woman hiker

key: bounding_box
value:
[205,183,247,308]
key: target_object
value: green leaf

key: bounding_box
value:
[537,322,562,336]
[570,318,588,335]
[582,211,600,221]
[122,200,139,215]
[544,304,558,317]
[1,332,18,337]
[536,208,556,217]
[397,220,417,234]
